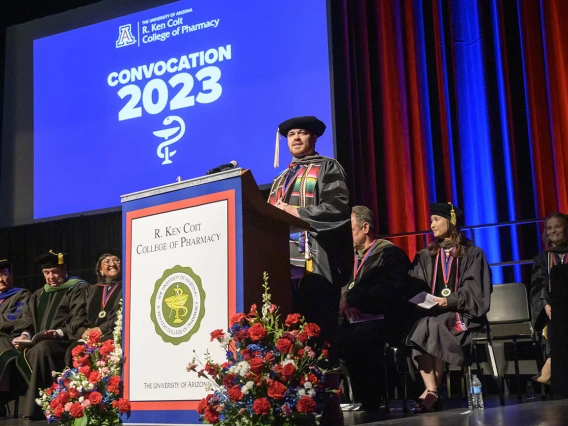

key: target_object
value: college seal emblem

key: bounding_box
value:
[150,265,206,345]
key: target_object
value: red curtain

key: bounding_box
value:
[539,0,568,214]
[334,0,568,266]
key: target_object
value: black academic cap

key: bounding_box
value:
[0,259,11,270]
[430,202,464,225]
[278,116,326,137]
[34,250,68,269]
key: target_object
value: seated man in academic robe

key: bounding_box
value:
[11,251,88,420]
[339,206,415,414]
[0,259,30,416]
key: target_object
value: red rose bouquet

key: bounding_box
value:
[37,300,131,425]
[188,273,339,426]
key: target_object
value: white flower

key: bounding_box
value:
[297,388,306,396]
[205,382,212,392]
[79,396,84,403]
[241,381,254,395]
[304,382,312,389]
[35,398,42,406]
[220,333,232,346]
[238,361,250,377]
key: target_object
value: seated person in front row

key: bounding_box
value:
[66,251,122,366]
[339,206,415,412]
[0,259,30,414]
[11,251,88,420]
[407,203,491,413]
[530,212,568,386]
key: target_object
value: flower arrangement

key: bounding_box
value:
[188,273,338,426]
[37,300,131,425]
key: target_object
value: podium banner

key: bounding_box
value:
[122,175,241,424]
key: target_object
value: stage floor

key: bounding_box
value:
[2,396,567,425]
[343,396,568,426]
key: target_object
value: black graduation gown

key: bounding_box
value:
[529,249,567,356]
[269,155,352,345]
[408,246,492,367]
[13,278,88,418]
[72,282,122,340]
[530,252,550,334]
[65,282,122,365]
[338,240,413,409]
[270,155,352,284]
[344,240,415,333]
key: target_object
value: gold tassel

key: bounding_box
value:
[543,325,548,340]
[305,258,313,273]
[49,249,64,265]
[274,129,280,168]
[448,202,456,225]
[304,231,313,273]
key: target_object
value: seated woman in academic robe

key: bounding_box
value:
[407,203,492,413]
[530,212,568,386]
[66,251,122,365]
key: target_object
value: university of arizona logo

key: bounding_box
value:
[116,24,136,48]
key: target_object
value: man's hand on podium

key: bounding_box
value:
[275,200,300,218]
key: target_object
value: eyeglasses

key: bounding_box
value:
[102,258,121,265]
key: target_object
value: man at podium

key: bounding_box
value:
[268,116,352,354]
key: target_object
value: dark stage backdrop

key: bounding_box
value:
[0,0,114,290]
[1,0,568,290]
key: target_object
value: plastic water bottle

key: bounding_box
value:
[526,381,535,401]
[467,379,474,410]
[470,375,484,409]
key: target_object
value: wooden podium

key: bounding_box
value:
[120,169,307,425]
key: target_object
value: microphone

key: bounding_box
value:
[206,160,238,175]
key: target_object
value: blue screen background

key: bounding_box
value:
[33,0,332,219]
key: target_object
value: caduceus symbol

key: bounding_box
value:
[153,116,186,165]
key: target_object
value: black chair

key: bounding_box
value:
[473,282,543,401]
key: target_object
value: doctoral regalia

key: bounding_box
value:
[344,239,416,327]
[13,277,88,418]
[268,155,352,343]
[408,246,492,366]
[73,281,122,340]
[338,240,413,410]
[269,155,352,284]
[65,282,122,366]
